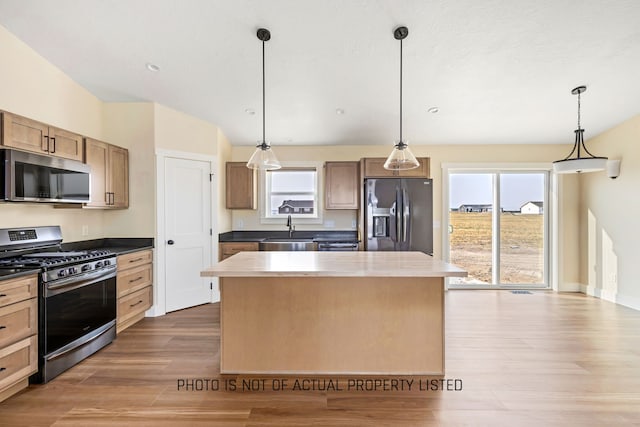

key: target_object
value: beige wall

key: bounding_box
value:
[0,24,231,243]
[579,114,640,309]
[154,104,218,155]
[0,24,106,242]
[0,26,103,138]
[231,143,581,289]
[102,103,156,237]
[217,130,233,233]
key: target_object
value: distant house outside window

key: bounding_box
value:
[264,167,318,218]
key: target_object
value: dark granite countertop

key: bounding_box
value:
[0,268,40,281]
[62,238,154,255]
[219,231,359,243]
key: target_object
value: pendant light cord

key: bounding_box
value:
[399,37,403,144]
[262,38,266,145]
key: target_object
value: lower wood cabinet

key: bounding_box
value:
[116,250,153,333]
[219,242,259,261]
[0,274,38,403]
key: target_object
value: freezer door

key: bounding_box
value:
[365,178,401,251]
[401,178,433,255]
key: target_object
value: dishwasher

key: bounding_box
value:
[317,242,359,251]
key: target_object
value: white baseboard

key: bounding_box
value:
[580,284,640,311]
[558,282,582,292]
[582,284,601,298]
[145,306,165,317]
[615,293,640,311]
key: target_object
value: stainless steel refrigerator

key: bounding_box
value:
[364,178,433,254]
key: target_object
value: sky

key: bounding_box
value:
[449,173,545,211]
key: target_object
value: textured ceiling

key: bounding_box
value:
[0,0,638,147]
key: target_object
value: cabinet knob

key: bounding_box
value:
[167,240,175,245]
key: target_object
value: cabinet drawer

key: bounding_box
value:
[219,242,259,260]
[118,286,152,326]
[0,336,38,393]
[0,275,38,309]
[117,264,152,298]
[117,250,152,270]
[0,299,37,349]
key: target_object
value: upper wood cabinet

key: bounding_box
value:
[84,138,129,209]
[361,157,430,178]
[226,162,256,210]
[324,161,360,210]
[1,112,83,161]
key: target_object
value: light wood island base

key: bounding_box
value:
[202,251,466,376]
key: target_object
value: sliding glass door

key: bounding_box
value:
[447,169,549,288]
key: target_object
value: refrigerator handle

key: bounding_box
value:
[402,187,410,243]
[389,201,397,242]
[395,186,402,243]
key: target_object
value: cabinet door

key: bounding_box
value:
[84,138,109,207]
[108,145,129,208]
[48,127,84,161]
[219,242,259,261]
[1,113,48,154]
[225,162,256,209]
[325,161,359,209]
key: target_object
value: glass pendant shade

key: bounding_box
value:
[383,141,420,170]
[246,142,281,170]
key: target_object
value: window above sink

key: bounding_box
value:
[260,162,323,224]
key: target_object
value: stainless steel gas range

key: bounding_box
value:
[0,226,117,383]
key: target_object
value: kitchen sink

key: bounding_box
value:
[259,238,318,251]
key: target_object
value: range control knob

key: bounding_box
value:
[104,259,111,266]
[81,264,92,272]
[68,267,77,275]
[57,269,67,278]
[95,261,104,269]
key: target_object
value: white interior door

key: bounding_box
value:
[164,157,212,312]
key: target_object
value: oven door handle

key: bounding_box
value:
[45,320,115,362]
[45,267,116,297]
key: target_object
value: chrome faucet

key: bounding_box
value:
[286,215,295,237]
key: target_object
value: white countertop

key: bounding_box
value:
[201,251,467,278]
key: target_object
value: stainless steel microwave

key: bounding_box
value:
[0,149,90,203]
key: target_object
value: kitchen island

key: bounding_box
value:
[201,251,466,375]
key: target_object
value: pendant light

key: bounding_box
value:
[246,28,281,170]
[383,26,420,171]
[552,86,607,174]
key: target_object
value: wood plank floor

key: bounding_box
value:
[1,290,639,426]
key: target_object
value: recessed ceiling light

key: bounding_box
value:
[145,63,160,72]
[427,106,439,114]
[245,108,255,115]
[335,108,345,115]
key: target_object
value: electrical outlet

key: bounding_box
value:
[324,220,335,228]
[236,219,244,230]
[351,219,357,229]
[81,225,89,236]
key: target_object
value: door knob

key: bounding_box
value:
[167,240,174,245]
